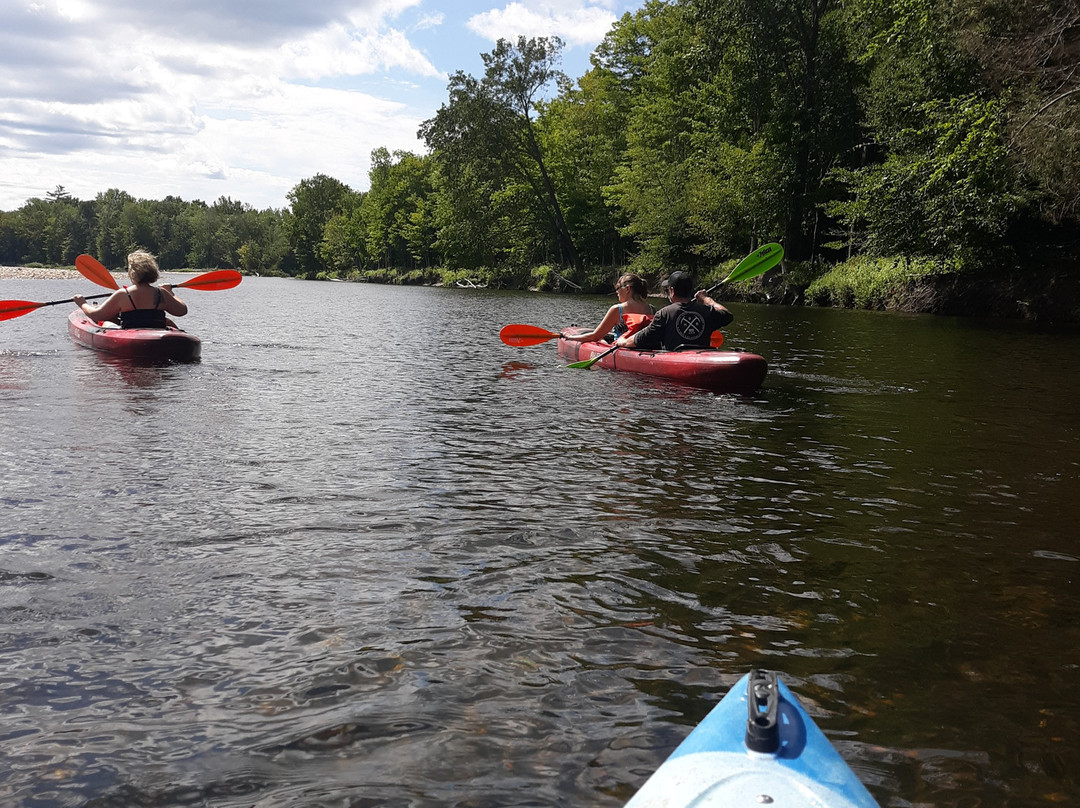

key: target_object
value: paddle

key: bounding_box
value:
[1,270,243,322]
[566,342,619,369]
[75,254,120,289]
[0,294,111,321]
[500,324,562,347]
[704,242,784,295]
[75,254,243,292]
[168,269,243,291]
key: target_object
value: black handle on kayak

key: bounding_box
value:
[745,669,781,753]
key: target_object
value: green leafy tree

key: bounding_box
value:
[421,36,581,274]
[683,0,860,260]
[537,65,635,268]
[94,189,137,268]
[832,0,1026,259]
[183,201,213,268]
[1,186,287,274]
[320,205,370,275]
[150,196,195,269]
[599,1,811,269]
[252,208,291,274]
[847,0,981,142]
[429,161,505,269]
[120,199,157,254]
[422,75,525,271]
[831,95,1019,258]
[43,201,88,264]
[484,36,581,272]
[361,148,438,269]
[35,189,92,264]
[600,3,697,270]
[15,198,53,264]
[0,210,22,264]
[286,174,354,277]
[961,0,1080,226]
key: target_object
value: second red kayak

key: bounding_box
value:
[557,329,766,393]
[68,311,202,362]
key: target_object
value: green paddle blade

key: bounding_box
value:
[707,243,784,294]
[728,242,783,282]
[567,344,618,369]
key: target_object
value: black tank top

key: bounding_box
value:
[119,287,167,329]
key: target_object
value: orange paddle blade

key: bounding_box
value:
[75,254,120,290]
[176,269,242,291]
[0,300,46,321]
[500,324,561,347]
[710,331,725,348]
[1,292,111,321]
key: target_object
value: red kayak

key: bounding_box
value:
[557,328,766,393]
[68,311,201,362]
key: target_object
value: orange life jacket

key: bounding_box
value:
[622,312,653,336]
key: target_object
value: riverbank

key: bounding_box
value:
[745,261,1080,324]
[9,258,1077,324]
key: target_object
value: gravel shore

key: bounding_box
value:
[1,266,124,281]
[0,266,91,281]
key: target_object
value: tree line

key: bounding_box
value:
[2,0,1076,301]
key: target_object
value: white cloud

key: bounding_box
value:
[466,1,619,47]
[412,12,444,30]
[0,0,439,208]
[51,0,95,22]
[0,0,633,210]
[277,25,445,80]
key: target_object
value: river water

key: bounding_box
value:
[1,276,1077,807]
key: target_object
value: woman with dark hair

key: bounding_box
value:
[561,273,653,344]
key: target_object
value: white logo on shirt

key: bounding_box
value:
[675,311,706,340]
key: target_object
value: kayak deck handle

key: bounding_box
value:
[745,669,781,753]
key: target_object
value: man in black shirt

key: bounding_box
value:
[615,270,733,351]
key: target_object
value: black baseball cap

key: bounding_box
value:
[661,270,693,296]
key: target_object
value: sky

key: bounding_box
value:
[0,0,641,212]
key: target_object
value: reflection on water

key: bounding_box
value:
[0,278,1078,806]
[498,360,538,380]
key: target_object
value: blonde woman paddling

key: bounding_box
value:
[562,274,653,344]
[73,251,188,329]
